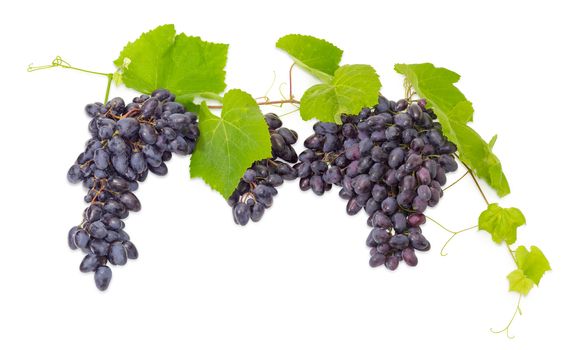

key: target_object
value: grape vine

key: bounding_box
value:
[29,24,550,336]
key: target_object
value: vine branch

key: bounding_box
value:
[460,160,489,206]
[459,158,525,336]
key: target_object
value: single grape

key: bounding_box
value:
[94,266,112,291]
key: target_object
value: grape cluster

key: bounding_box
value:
[295,96,458,270]
[228,113,298,225]
[66,89,199,290]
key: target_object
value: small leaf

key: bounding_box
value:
[515,246,551,285]
[276,34,343,82]
[300,64,381,123]
[114,24,228,96]
[478,203,526,244]
[507,269,534,296]
[189,89,272,198]
[395,63,510,197]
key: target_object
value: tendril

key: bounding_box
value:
[425,215,478,256]
[260,70,277,103]
[442,170,469,192]
[403,79,415,101]
[490,294,522,339]
[28,56,113,103]
[278,82,289,102]
[28,56,111,76]
[277,108,300,118]
[289,63,296,99]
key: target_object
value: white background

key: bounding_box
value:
[1,0,573,349]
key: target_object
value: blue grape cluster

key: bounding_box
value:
[228,113,299,225]
[66,89,199,290]
[295,97,458,270]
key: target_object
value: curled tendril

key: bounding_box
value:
[440,233,458,256]
[254,96,271,103]
[278,82,289,101]
[27,56,71,72]
[261,70,277,102]
[27,56,113,102]
[28,56,111,77]
[490,295,522,339]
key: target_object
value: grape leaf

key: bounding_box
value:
[478,203,526,244]
[276,34,343,82]
[114,24,228,96]
[515,246,551,285]
[189,89,272,198]
[300,64,381,123]
[507,269,534,296]
[395,63,510,197]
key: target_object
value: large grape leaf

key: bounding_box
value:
[394,63,510,197]
[189,89,272,198]
[114,24,228,97]
[276,34,343,82]
[300,64,381,123]
[478,203,526,245]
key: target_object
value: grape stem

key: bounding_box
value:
[460,160,489,206]
[27,56,114,103]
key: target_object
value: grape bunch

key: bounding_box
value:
[66,89,199,290]
[228,113,299,225]
[295,96,459,270]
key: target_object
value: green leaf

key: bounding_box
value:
[276,34,343,82]
[478,203,526,244]
[189,89,272,198]
[395,63,510,197]
[300,64,381,123]
[515,246,551,285]
[114,24,228,96]
[507,269,534,296]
